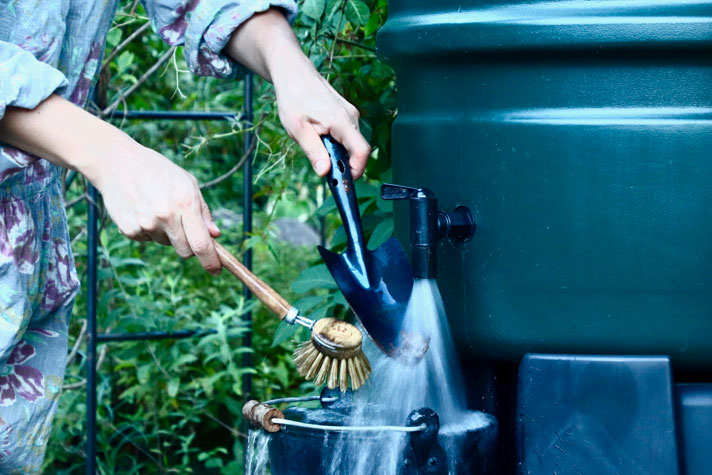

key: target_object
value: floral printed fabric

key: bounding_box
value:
[0,0,297,184]
[0,170,76,473]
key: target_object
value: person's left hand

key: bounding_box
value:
[225,9,371,179]
[271,54,371,179]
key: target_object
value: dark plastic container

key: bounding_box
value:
[267,406,497,474]
[377,1,712,370]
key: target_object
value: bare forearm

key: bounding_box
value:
[0,94,135,189]
[224,8,313,84]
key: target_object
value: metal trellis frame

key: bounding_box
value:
[84,75,255,474]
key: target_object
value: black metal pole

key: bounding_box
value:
[86,184,98,475]
[107,110,236,121]
[242,74,254,400]
[97,329,210,342]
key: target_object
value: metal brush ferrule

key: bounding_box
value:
[285,307,315,329]
[294,315,315,329]
[284,307,300,324]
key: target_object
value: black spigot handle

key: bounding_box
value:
[381,183,418,200]
[381,183,434,201]
[322,135,366,254]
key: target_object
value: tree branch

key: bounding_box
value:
[66,319,88,366]
[198,131,259,190]
[101,21,151,70]
[101,46,175,117]
[63,344,108,390]
[322,34,376,52]
[64,193,87,209]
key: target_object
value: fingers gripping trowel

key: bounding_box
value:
[318,136,426,359]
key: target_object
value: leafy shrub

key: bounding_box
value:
[46,0,394,472]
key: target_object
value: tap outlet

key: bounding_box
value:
[381,184,476,279]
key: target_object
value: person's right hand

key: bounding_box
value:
[0,94,221,274]
[94,137,223,275]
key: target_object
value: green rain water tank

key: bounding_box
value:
[377,1,712,370]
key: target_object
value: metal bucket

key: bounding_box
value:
[265,394,497,474]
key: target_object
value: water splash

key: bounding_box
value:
[245,429,270,475]
[245,279,471,474]
[331,278,469,474]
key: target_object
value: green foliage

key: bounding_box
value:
[47,0,395,472]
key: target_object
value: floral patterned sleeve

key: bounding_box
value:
[142,0,298,78]
[0,41,68,121]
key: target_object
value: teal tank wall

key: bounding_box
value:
[377,1,712,369]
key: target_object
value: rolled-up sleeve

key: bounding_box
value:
[0,41,68,121]
[143,0,298,78]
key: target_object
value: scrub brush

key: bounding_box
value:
[215,242,371,391]
[293,317,371,390]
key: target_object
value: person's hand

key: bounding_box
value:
[272,54,371,179]
[225,9,371,179]
[94,138,223,274]
[0,95,223,274]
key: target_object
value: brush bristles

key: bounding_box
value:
[293,341,371,391]
[339,359,348,392]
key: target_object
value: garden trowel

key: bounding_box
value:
[318,136,425,359]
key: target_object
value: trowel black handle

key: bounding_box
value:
[322,135,366,253]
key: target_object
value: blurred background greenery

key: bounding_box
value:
[47,0,395,472]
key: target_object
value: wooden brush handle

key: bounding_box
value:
[214,241,292,319]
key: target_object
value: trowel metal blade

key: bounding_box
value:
[318,237,418,357]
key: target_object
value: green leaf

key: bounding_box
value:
[267,239,281,263]
[315,196,336,217]
[291,264,337,293]
[309,305,330,320]
[364,8,382,36]
[355,181,379,197]
[311,52,328,70]
[376,195,393,213]
[167,378,179,397]
[293,294,329,312]
[273,360,290,388]
[326,0,342,16]
[302,0,326,19]
[109,257,147,268]
[359,118,373,143]
[173,354,198,367]
[332,291,348,307]
[222,462,242,475]
[359,199,374,215]
[271,320,299,347]
[137,365,150,385]
[243,235,263,250]
[368,218,393,249]
[116,51,134,75]
[331,225,347,248]
[106,28,122,48]
[329,10,345,31]
[345,0,370,26]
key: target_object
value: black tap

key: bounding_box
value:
[381,184,475,279]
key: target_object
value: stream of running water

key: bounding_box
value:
[245,429,270,475]
[245,278,471,474]
[327,278,469,474]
